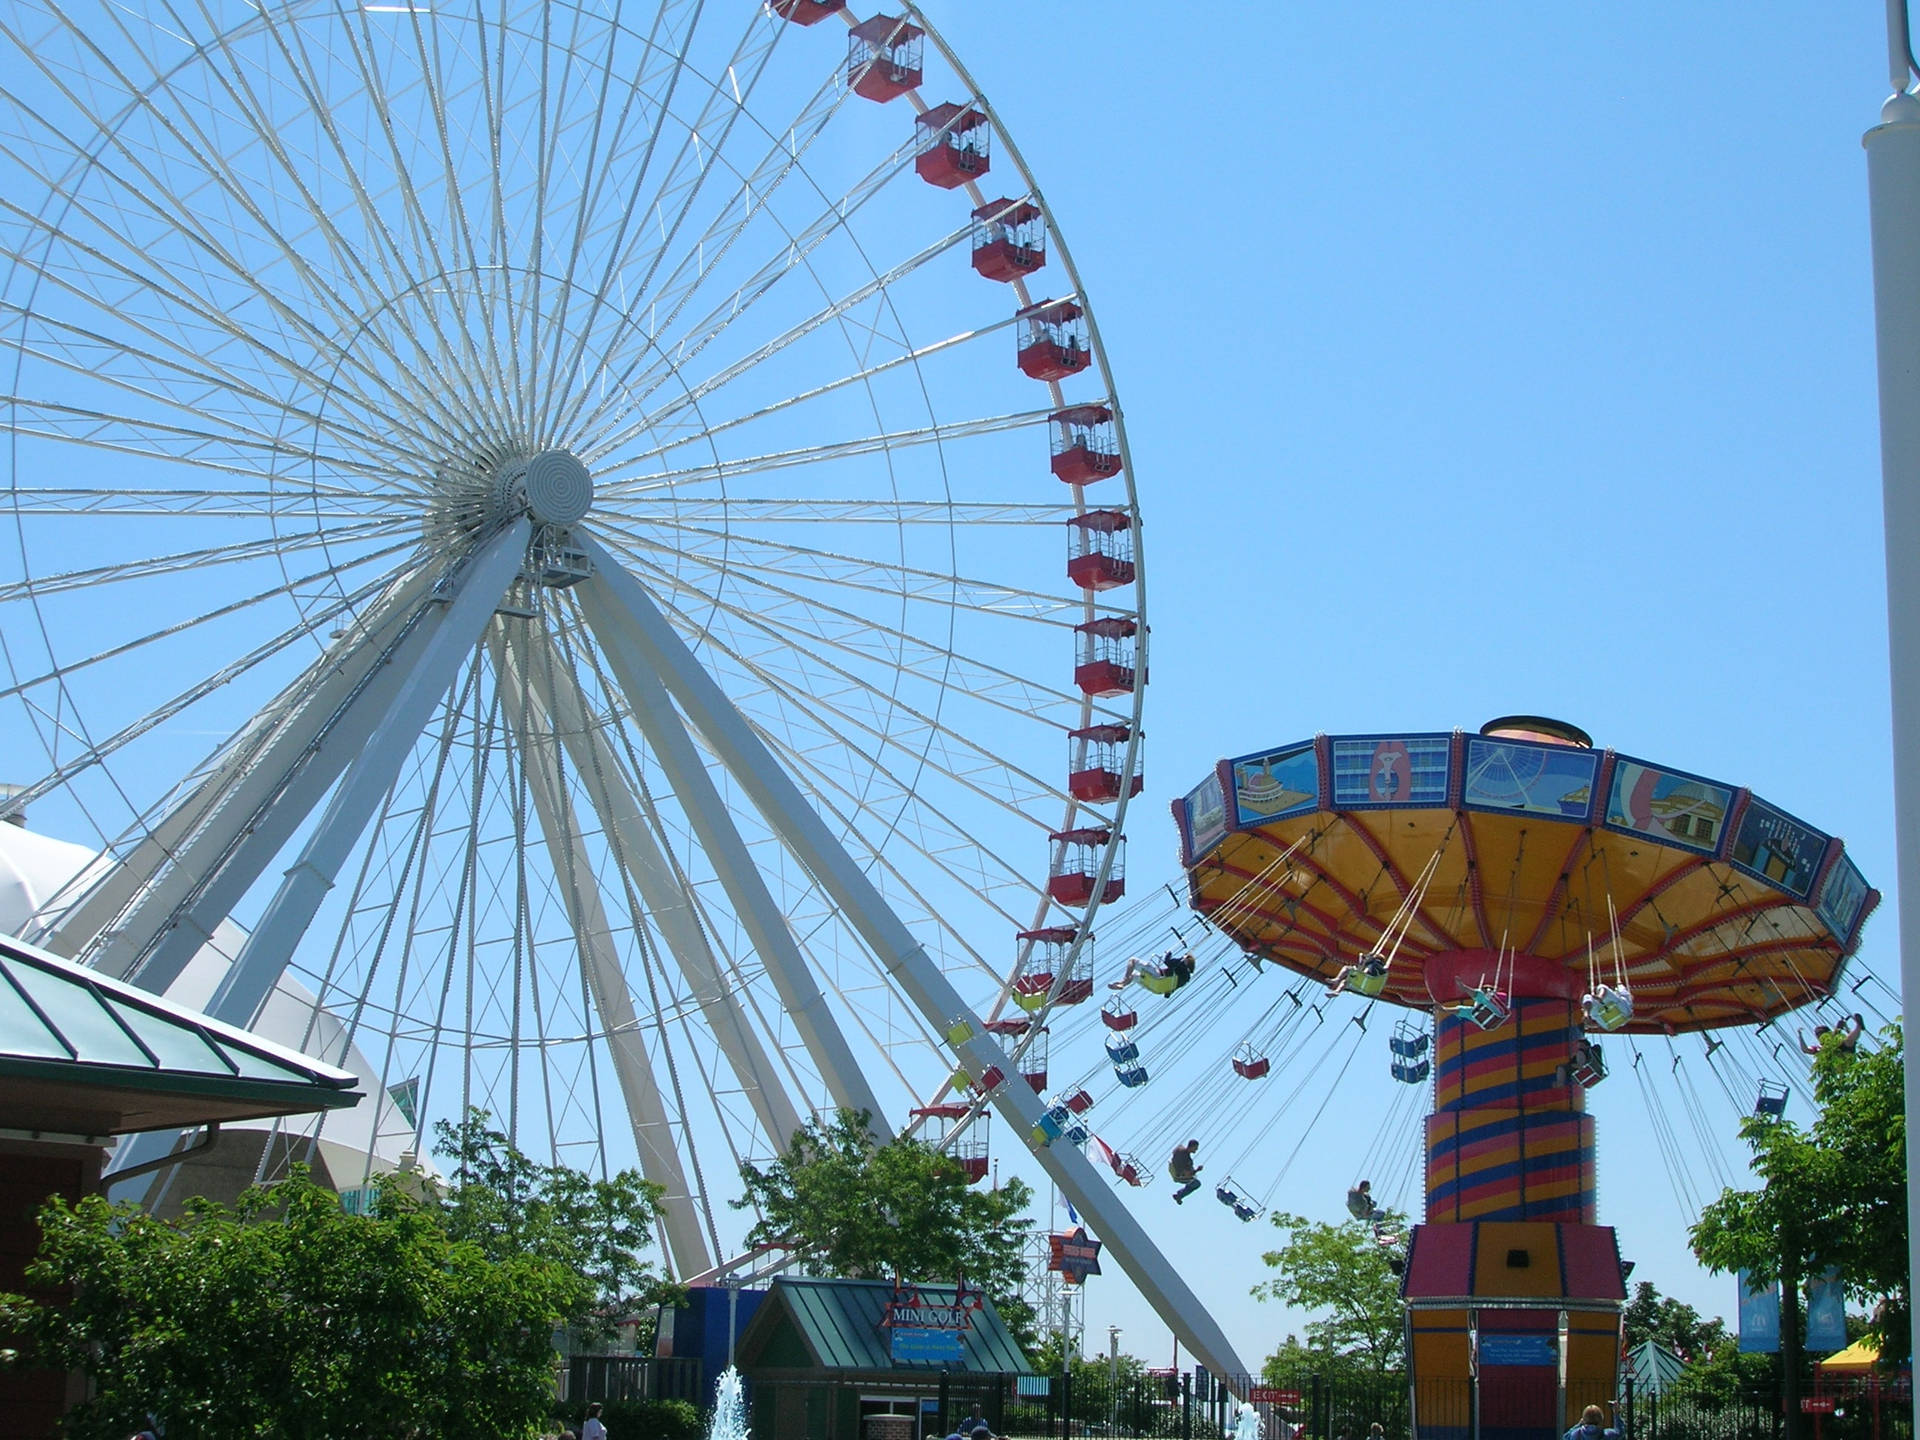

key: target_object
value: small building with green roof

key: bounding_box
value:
[0,933,361,1440]
[735,1275,1036,1440]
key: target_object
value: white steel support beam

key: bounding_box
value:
[527,632,806,1152]
[574,566,887,1131]
[1864,6,1920,1392]
[573,534,1251,1386]
[203,521,531,1029]
[75,564,443,985]
[494,630,715,1278]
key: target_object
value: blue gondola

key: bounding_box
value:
[1754,1080,1789,1118]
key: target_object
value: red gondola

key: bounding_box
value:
[910,1103,989,1183]
[1050,404,1122,485]
[1067,510,1136,592]
[1016,300,1091,381]
[1073,616,1138,697]
[1019,1027,1049,1093]
[1068,723,1143,804]
[915,103,988,188]
[769,0,845,23]
[1047,828,1124,906]
[1017,925,1093,1004]
[971,199,1045,282]
[1062,1088,1094,1114]
[846,15,922,103]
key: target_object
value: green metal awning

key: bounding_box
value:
[740,1276,1035,1376]
[0,934,360,1137]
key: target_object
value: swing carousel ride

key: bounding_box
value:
[1130,715,1881,1438]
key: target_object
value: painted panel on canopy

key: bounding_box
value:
[1729,797,1828,901]
[1329,733,1452,809]
[1181,769,1230,862]
[1229,742,1319,827]
[1462,736,1599,821]
[1815,852,1872,943]
[1604,756,1736,855]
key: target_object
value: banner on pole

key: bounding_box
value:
[1738,1271,1781,1354]
[1806,1269,1847,1353]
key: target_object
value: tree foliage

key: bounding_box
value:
[1621,1281,1727,1362]
[431,1108,676,1347]
[1691,1025,1908,1359]
[734,1108,1037,1347]
[0,1169,584,1440]
[1253,1210,1408,1374]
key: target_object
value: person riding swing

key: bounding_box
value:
[1111,951,1196,996]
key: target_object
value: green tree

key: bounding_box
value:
[0,1169,583,1440]
[431,1108,677,1348]
[1690,1024,1910,1440]
[1253,1210,1408,1375]
[734,1107,1037,1346]
[1621,1281,1727,1361]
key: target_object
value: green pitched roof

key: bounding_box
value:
[740,1277,1035,1377]
[1622,1340,1687,1396]
[0,934,360,1136]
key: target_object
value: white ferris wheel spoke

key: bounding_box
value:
[600,219,986,460]
[2,488,417,520]
[605,497,1072,526]
[595,407,1051,496]
[544,4,788,442]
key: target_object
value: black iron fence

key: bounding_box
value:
[561,1354,706,1406]
[999,1370,1915,1440]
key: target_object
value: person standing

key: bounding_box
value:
[582,1402,608,1440]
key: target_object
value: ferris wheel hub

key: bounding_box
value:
[496,449,593,526]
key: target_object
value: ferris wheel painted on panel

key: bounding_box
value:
[0,0,1246,1374]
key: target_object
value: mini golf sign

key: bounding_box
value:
[884,1281,982,1364]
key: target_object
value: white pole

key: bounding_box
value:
[1865,0,1920,1396]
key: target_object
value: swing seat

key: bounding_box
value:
[1569,1051,1606,1088]
[1346,953,1390,998]
[1754,1081,1790,1118]
[1456,987,1510,1030]
[1114,1064,1150,1088]
[1100,999,1137,1031]
[1215,1179,1261,1223]
[1233,1055,1271,1080]
[1586,985,1634,1032]
[1012,973,1054,1012]
[1114,1154,1146,1186]
[1104,1036,1140,1066]
[1389,1024,1430,1060]
[1390,1057,1430,1084]
[1062,1088,1094,1114]
[1136,971,1180,997]
[1030,1108,1067,1148]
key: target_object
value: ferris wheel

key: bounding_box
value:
[0,0,1246,1376]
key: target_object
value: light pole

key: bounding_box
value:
[1110,1325,1122,1432]
[1864,0,1920,1406]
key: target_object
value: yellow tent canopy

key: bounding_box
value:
[1818,1339,1878,1372]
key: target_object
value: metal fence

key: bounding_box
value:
[559,1354,706,1406]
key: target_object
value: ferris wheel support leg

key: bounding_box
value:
[109,527,529,1195]
[575,567,888,1133]
[528,635,807,1151]
[574,536,1252,1388]
[200,520,532,1032]
[1864,49,1920,1399]
[496,633,716,1278]
[76,564,444,986]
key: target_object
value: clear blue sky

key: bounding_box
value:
[925,1,1902,1369]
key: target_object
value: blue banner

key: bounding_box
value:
[890,1325,967,1363]
[1807,1270,1848,1353]
[1479,1334,1557,1367]
[1738,1272,1781,1354]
